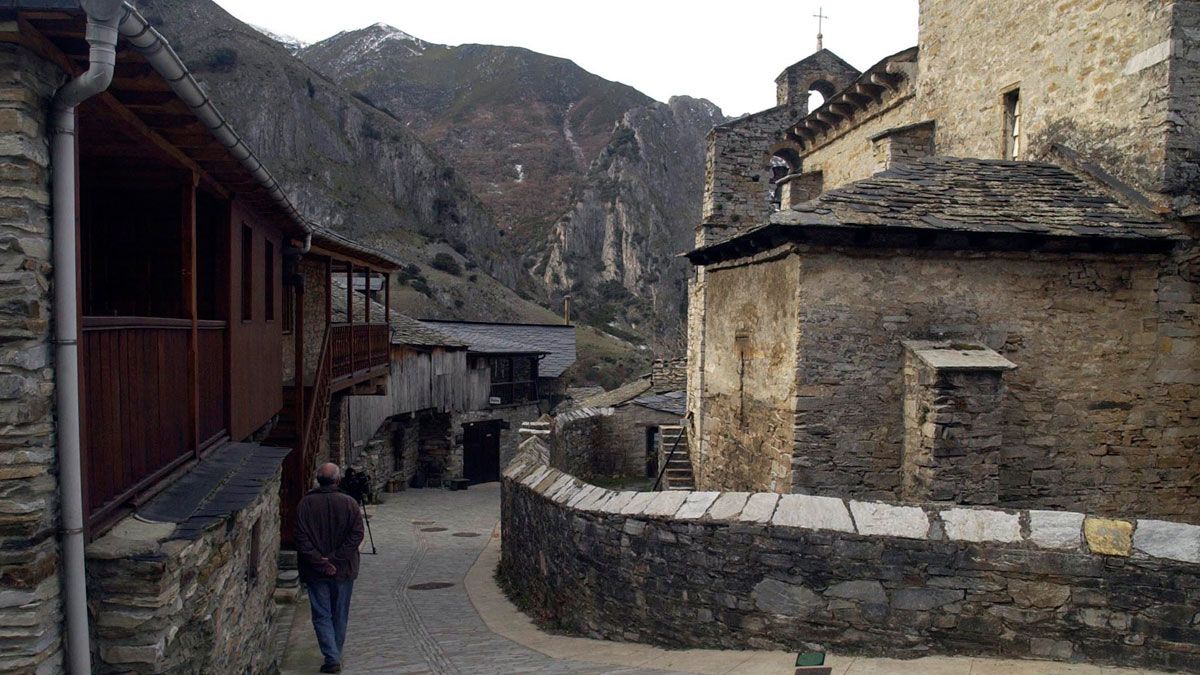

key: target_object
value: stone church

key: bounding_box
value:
[686,0,1200,523]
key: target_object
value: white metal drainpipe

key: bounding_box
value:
[50,1,125,671]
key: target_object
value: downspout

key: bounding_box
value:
[50,1,125,672]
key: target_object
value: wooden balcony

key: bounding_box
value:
[81,317,228,529]
[330,322,390,390]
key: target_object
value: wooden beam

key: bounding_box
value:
[182,174,200,460]
[17,18,232,200]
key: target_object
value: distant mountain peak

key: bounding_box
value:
[355,22,436,56]
[250,24,309,53]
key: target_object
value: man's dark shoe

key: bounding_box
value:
[319,663,341,673]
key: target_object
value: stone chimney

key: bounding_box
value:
[871,120,936,172]
[651,358,687,393]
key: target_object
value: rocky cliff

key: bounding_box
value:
[300,25,724,347]
[540,96,724,345]
[134,0,520,288]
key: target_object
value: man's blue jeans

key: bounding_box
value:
[307,578,354,666]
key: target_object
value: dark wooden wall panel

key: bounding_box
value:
[228,200,284,439]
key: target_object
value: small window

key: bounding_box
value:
[264,240,275,321]
[282,285,295,335]
[240,225,253,321]
[1003,89,1021,161]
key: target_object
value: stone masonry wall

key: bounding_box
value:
[452,404,540,478]
[917,0,1173,202]
[778,245,1199,522]
[649,358,685,393]
[86,473,282,674]
[695,252,800,493]
[901,352,1007,505]
[501,460,1200,672]
[551,406,678,480]
[797,90,918,191]
[0,44,64,675]
[700,106,803,246]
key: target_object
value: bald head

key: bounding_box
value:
[316,463,341,487]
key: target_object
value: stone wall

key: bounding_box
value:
[917,0,1174,203]
[86,473,282,674]
[694,244,1199,522]
[0,43,64,675]
[694,251,800,493]
[501,461,1200,672]
[649,358,685,393]
[797,90,918,191]
[346,414,422,496]
[550,405,677,480]
[700,106,802,246]
[451,403,540,478]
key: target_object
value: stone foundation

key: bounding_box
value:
[85,473,282,674]
[501,459,1200,672]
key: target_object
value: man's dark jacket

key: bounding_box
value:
[294,485,365,582]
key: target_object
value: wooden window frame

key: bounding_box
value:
[264,239,275,322]
[240,225,253,322]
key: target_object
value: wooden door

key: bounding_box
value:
[463,421,501,484]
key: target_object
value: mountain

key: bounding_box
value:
[540,96,724,346]
[134,0,515,286]
[300,24,724,350]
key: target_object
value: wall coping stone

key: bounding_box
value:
[849,500,929,539]
[503,457,1200,567]
[773,493,855,532]
[737,493,779,523]
[940,508,1021,543]
[676,492,720,520]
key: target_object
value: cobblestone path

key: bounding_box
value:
[280,483,670,674]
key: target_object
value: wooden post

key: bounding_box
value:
[182,173,199,458]
[292,254,304,454]
[363,269,370,324]
[324,256,331,326]
[384,272,390,321]
[346,262,354,373]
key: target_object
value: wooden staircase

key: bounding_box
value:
[271,331,333,548]
[657,425,695,491]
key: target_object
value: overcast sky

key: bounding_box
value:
[211,1,919,116]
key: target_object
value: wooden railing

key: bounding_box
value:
[281,328,333,548]
[330,323,389,383]
[81,317,228,524]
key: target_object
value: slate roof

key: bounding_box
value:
[420,320,577,377]
[311,227,402,271]
[576,377,653,410]
[689,157,1184,264]
[138,443,291,540]
[629,390,687,417]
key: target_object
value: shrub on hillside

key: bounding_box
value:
[431,252,462,276]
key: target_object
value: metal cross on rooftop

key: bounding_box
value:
[815,6,829,51]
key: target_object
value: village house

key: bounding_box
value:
[549,358,689,485]
[0,2,402,673]
[685,0,1200,523]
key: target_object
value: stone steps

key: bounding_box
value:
[657,425,695,491]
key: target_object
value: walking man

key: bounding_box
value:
[295,463,365,673]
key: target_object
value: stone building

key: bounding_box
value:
[686,0,1200,522]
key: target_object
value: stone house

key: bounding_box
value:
[0,2,385,673]
[687,0,1200,523]
[558,358,688,481]
[419,319,577,481]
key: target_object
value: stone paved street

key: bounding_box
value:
[280,483,671,674]
[280,484,1161,675]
